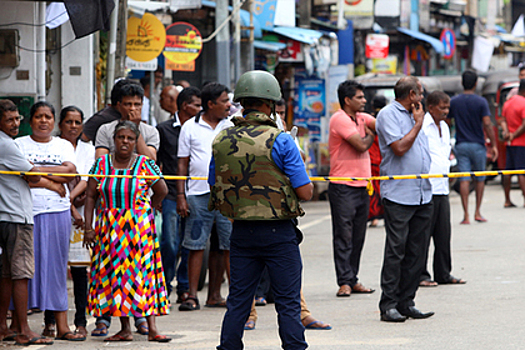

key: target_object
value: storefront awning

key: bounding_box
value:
[268,26,323,45]
[201,0,262,38]
[397,27,445,54]
[253,40,287,52]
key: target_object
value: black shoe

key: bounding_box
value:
[397,306,434,319]
[380,308,407,322]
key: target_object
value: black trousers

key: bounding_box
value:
[379,199,433,313]
[328,183,369,287]
[421,195,452,283]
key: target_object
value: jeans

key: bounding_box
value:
[160,198,189,296]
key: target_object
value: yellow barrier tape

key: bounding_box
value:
[2,169,525,182]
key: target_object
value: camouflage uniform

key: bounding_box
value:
[209,111,305,221]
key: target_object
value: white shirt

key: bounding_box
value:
[15,136,76,216]
[423,112,451,195]
[178,114,234,195]
[75,140,96,181]
[141,96,157,127]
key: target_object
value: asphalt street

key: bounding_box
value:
[3,178,525,349]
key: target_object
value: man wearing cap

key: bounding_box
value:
[210,71,313,350]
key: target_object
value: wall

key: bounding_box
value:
[0,1,37,99]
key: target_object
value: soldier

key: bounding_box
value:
[210,71,313,350]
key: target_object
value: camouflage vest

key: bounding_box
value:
[208,111,305,220]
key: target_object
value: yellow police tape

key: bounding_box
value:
[2,169,525,182]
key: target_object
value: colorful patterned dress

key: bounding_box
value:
[87,154,169,318]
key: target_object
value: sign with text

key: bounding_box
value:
[163,22,203,70]
[365,34,389,59]
[125,57,158,71]
[126,13,166,62]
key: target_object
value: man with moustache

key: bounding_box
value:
[420,91,466,287]
[376,76,434,322]
[176,82,233,311]
[95,82,159,161]
[157,86,201,304]
[328,80,376,297]
[0,100,52,345]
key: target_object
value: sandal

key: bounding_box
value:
[149,334,172,343]
[136,322,149,335]
[179,296,200,311]
[351,283,375,294]
[176,291,190,304]
[419,279,438,287]
[336,285,351,297]
[91,323,109,337]
[244,320,256,330]
[55,331,86,341]
[105,333,133,342]
[255,297,267,306]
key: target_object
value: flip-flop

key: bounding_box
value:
[352,283,375,294]
[255,297,267,306]
[14,336,54,346]
[55,331,86,341]
[460,219,470,225]
[419,279,438,287]
[305,321,332,330]
[336,285,351,297]
[475,217,487,223]
[504,203,517,208]
[244,320,256,330]
[439,277,466,285]
[91,324,108,337]
[105,334,133,342]
[149,334,172,343]
[205,301,227,308]
[136,323,149,335]
[2,333,17,341]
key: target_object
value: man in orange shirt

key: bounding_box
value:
[328,80,376,297]
[501,79,525,207]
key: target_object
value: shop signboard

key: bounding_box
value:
[163,22,203,72]
[371,55,398,75]
[125,57,158,71]
[365,34,389,59]
[294,70,325,142]
[254,0,277,30]
[126,13,166,62]
[343,0,374,29]
[278,40,304,62]
[440,28,456,59]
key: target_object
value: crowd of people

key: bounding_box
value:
[2,67,518,347]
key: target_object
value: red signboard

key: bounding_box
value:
[365,34,389,59]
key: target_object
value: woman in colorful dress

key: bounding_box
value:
[15,101,85,341]
[84,120,170,342]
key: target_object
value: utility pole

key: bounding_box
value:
[216,0,231,87]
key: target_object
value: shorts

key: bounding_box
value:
[506,146,525,171]
[0,222,35,280]
[455,142,486,182]
[182,193,232,250]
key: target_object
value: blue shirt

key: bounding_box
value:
[209,132,310,189]
[448,93,491,146]
[376,101,432,205]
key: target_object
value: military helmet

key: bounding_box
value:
[233,70,282,102]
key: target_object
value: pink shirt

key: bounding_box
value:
[329,109,375,187]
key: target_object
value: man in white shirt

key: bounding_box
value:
[420,91,466,287]
[176,82,233,311]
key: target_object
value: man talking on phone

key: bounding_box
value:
[375,76,434,322]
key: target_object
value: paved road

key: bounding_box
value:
[3,179,525,349]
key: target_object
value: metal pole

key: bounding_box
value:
[106,0,120,105]
[216,0,231,87]
[149,72,154,125]
[37,2,46,101]
[249,0,254,70]
[234,0,241,81]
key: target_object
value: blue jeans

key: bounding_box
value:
[160,198,189,296]
[455,142,486,182]
[182,194,231,251]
